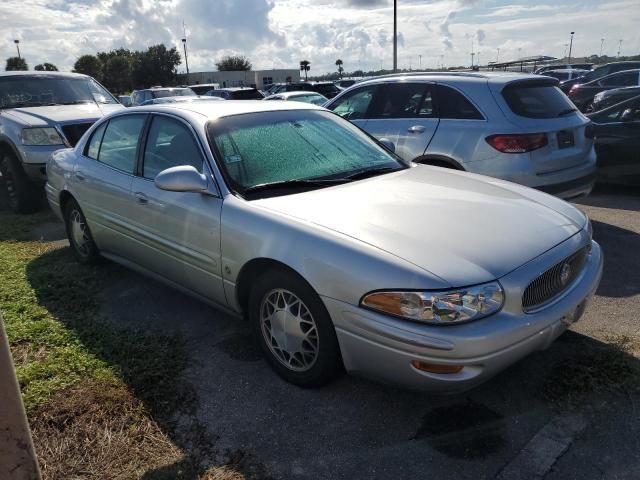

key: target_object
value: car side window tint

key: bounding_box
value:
[98,115,145,174]
[373,83,435,118]
[602,72,637,87]
[143,116,203,179]
[85,122,107,160]
[330,86,377,120]
[437,85,484,120]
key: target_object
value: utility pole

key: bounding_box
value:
[14,39,21,59]
[393,0,397,72]
[599,38,605,57]
[496,47,500,63]
[617,39,623,57]
[419,54,422,70]
[440,54,444,70]
[181,20,190,77]
[568,31,575,63]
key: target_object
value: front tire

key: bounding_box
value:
[64,198,100,264]
[249,269,342,387]
[0,153,42,213]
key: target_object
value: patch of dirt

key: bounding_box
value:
[11,342,49,366]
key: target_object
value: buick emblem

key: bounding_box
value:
[560,262,572,286]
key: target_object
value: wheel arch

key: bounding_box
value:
[412,154,465,170]
[58,189,75,213]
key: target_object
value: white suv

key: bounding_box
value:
[325,72,596,199]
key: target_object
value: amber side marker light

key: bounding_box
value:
[411,361,464,374]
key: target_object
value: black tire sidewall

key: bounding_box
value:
[0,154,41,214]
[249,269,342,387]
[64,199,99,264]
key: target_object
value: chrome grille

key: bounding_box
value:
[61,122,94,147]
[522,246,589,312]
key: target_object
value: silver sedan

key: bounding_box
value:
[46,101,603,392]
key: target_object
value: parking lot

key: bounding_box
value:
[3,184,638,479]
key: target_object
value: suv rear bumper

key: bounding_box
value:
[535,173,595,199]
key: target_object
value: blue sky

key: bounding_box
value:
[1,0,639,74]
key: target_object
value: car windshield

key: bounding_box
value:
[208,109,405,196]
[151,88,196,98]
[0,75,118,108]
[290,94,327,105]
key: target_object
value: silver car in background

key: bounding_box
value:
[325,72,596,199]
[46,101,602,392]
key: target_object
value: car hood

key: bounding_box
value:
[4,103,124,126]
[255,166,586,287]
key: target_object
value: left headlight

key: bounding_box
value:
[585,217,593,241]
[21,127,64,146]
[361,282,504,325]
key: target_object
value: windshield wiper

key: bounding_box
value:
[558,108,578,117]
[341,166,397,181]
[242,178,348,195]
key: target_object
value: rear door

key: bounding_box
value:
[496,79,593,175]
[363,82,439,161]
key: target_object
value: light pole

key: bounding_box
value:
[568,31,575,63]
[496,47,500,63]
[181,20,189,78]
[393,0,397,72]
[563,43,568,59]
[599,38,605,57]
[14,40,21,59]
[471,52,475,68]
[618,39,623,57]
[419,54,422,70]
[517,47,522,58]
[439,54,444,70]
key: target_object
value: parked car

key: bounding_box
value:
[568,69,640,111]
[0,71,124,213]
[542,69,591,82]
[263,91,328,105]
[335,79,358,89]
[535,64,592,75]
[206,87,264,100]
[140,96,224,105]
[559,61,640,93]
[46,101,602,392]
[324,72,596,199]
[130,87,196,106]
[587,95,640,185]
[270,82,341,99]
[189,83,220,95]
[590,86,640,112]
[118,95,132,107]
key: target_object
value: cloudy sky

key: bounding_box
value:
[1,0,639,74]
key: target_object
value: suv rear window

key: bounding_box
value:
[502,82,576,119]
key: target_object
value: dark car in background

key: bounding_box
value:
[270,82,341,99]
[543,69,590,82]
[206,87,264,100]
[560,61,640,93]
[189,83,220,95]
[590,86,640,112]
[130,87,196,106]
[535,63,593,75]
[588,95,640,185]
[568,69,640,111]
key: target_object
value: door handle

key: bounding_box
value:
[408,125,426,133]
[134,192,148,204]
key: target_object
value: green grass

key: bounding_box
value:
[0,208,243,479]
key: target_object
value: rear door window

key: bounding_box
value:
[371,83,435,118]
[98,115,146,174]
[85,122,107,159]
[437,85,484,119]
[502,83,575,119]
[601,72,638,87]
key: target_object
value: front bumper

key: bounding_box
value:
[324,235,603,393]
[18,145,65,184]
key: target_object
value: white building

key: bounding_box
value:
[185,69,300,89]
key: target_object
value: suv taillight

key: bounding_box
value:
[486,133,548,153]
[585,123,595,139]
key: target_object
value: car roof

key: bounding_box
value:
[0,70,89,79]
[358,71,545,86]
[130,99,323,119]
[217,87,257,91]
[280,91,324,97]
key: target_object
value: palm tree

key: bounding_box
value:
[335,59,344,78]
[300,60,310,81]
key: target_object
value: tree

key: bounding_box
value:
[103,55,131,93]
[34,62,58,71]
[335,59,344,78]
[74,55,103,81]
[300,60,311,81]
[131,44,181,88]
[216,55,252,71]
[5,57,28,71]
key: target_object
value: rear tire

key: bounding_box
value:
[63,198,100,264]
[249,268,342,387]
[0,153,42,213]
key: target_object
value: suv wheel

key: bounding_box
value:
[64,198,100,264]
[0,153,42,213]
[249,269,342,387]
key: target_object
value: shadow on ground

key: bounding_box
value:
[25,246,640,479]
[592,220,640,298]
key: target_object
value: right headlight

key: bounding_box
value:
[361,282,504,325]
[21,127,65,146]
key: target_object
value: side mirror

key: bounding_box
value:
[154,166,208,193]
[620,108,639,122]
[379,137,396,153]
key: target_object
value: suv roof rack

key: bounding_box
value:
[367,71,489,81]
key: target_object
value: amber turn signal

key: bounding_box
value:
[410,360,464,374]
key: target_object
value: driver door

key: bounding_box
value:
[327,85,379,130]
[129,114,226,305]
